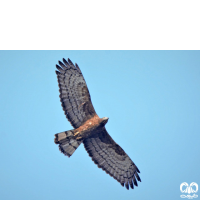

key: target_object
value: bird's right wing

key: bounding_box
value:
[56,58,97,129]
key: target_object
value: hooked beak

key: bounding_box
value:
[102,117,109,125]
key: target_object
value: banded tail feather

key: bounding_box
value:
[54,130,82,157]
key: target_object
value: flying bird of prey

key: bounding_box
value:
[54,58,141,190]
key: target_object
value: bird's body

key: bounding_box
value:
[74,115,106,140]
[54,58,141,190]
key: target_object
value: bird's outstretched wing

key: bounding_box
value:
[83,128,141,190]
[56,58,97,128]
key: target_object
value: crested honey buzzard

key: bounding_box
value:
[54,58,141,190]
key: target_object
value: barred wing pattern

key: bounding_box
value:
[83,128,141,190]
[56,58,97,128]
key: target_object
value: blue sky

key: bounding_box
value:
[0,51,200,200]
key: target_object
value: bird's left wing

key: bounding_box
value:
[83,128,141,190]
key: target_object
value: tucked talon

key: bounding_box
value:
[74,131,79,136]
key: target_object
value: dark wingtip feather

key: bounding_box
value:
[130,181,134,189]
[55,70,60,75]
[58,61,68,70]
[121,183,124,187]
[67,58,76,69]
[136,168,140,173]
[63,58,69,66]
[75,63,82,73]
[56,64,65,73]
[133,178,138,186]
[58,61,64,67]
[58,61,62,65]
[68,58,73,65]
[135,172,141,182]
[125,182,129,190]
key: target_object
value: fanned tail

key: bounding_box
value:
[54,130,82,157]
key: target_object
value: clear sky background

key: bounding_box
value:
[0,51,200,200]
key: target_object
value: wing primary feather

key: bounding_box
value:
[135,172,141,182]
[68,58,76,69]
[133,175,138,186]
[55,70,61,75]
[56,65,65,73]
[125,181,129,190]
[75,63,82,73]
[58,61,68,70]
[63,58,69,66]
[68,58,74,65]
[136,167,140,173]
[129,179,134,189]
[56,72,65,78]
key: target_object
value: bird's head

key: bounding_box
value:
[101,117,109,126]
